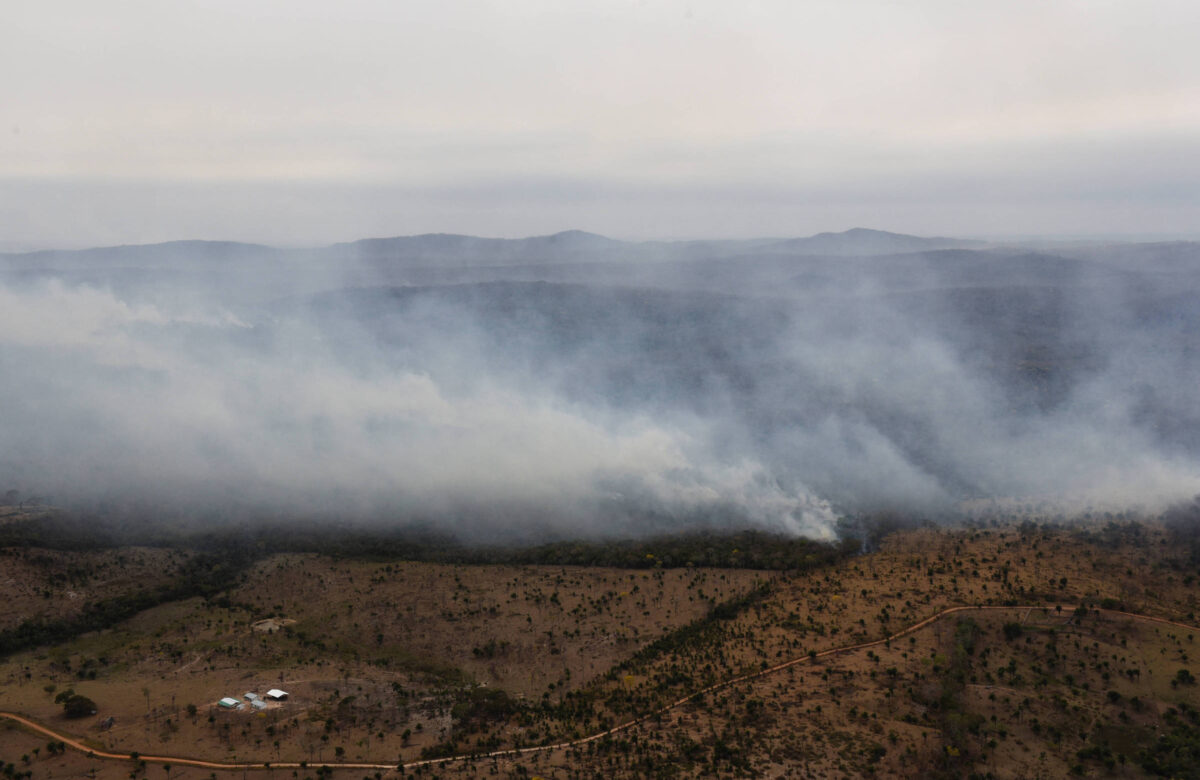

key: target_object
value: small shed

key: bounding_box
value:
[244,692,259,701]
[265,689,289,700]
[218,697,239,708]
[251,699,268,710]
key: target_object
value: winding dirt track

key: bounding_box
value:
[1,604,1194,773]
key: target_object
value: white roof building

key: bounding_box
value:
[266,689,289,700]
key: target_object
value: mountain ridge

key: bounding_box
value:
[2,227,985,263]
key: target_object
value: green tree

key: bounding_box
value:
[61,693,98,718]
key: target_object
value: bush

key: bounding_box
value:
[61,694,97,718]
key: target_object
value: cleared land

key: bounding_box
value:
[0,546,192,633]
[2,518,1200,778]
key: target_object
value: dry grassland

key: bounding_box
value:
[0,558,766,768]
[1,520,1199,779]
[0,547,192,632]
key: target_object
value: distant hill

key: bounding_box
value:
[1053,240,1200,274]
[0,228,991,271]
[325,230,630,267]
[0,240,279,269]
[763,227,988,256]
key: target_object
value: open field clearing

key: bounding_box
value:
[0,556,768,767]
[1,520,1200,778]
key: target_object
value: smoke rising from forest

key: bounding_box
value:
[1,230,1198,540]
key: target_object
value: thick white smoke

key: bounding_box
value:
[2,232,1199,539]
[0,278,837,538]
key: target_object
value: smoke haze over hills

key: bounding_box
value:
[1,228,1198,540]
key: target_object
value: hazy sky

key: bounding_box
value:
[4,0,1199,248]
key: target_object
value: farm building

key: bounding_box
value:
[251,699,268,710]
[266,689,289,700]
[244,692,259,701]
[218,697,239,708]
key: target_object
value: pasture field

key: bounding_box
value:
[1,516,1199,778]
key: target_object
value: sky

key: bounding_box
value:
[3,0,1199,249]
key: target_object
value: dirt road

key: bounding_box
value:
[2,604,1193,773]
